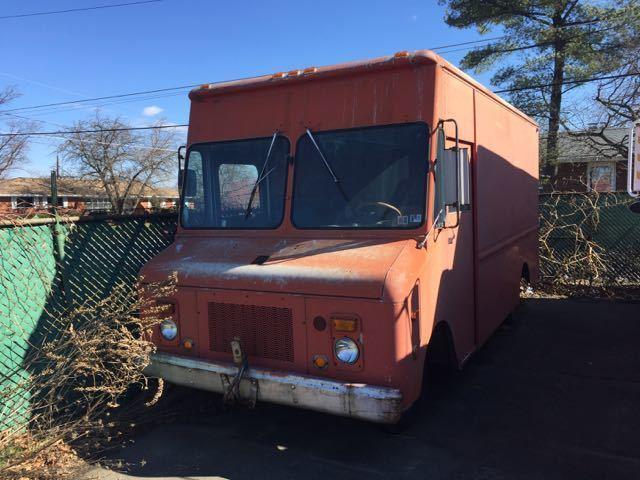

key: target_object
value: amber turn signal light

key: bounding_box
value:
[332,317,357,332]
[183,338,194,350]
[313,355,328,369]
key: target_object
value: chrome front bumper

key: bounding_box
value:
[145,353,403,424]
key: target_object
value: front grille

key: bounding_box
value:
[207,302,294,362]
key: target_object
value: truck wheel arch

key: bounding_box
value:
[424,321,459,379]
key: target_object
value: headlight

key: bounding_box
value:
[334,337,359,364]
[160,319,178,341]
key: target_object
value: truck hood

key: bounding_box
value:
[140,236,410,299]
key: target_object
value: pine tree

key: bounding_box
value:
[439,0,640,169]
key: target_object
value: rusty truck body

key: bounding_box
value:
[141,49,539,424]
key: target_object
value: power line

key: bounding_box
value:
[4,71,637,137]
[0,124,188,137]
[0,85,200,114]
[430,16,606,53]
[495,71,639,93]
[430,36,506,51]
[0,1,162,20]
[0,34,592,114]
[0,16,629,122]
[3,72,638,138]
[5,114,178,152]
[11,91,187,118]
[437,21,621,57]
[0,18,621,116]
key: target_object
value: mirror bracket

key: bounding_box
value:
[177,145,187,194]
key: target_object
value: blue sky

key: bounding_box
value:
[0,0,496,177]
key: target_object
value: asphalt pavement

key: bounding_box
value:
[90,298,640,480]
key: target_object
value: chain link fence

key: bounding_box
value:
[539,192,640,288]
[0,194,638,475]
[0,213,177,478]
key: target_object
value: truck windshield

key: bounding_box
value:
[181,135,289,229]
[292,123,428,229]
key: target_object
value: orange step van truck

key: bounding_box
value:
[141,50,539,424]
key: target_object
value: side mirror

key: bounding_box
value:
[178,169,184,193]
[435,126,447,228]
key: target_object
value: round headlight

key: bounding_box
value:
[160,319,178,341]
[334,337,359,364]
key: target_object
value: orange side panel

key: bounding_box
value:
[441,69,475,143]
[473,89,539,344]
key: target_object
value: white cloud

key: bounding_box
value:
[142,105,164,117]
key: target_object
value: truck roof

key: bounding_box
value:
[189,49,537,127]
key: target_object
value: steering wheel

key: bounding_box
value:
[353,201,403,225]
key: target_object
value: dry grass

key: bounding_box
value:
[0,277,177,479]
[0,213,177,480]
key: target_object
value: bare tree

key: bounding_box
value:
[0,87,36,178]
[57,113,177,214]
[564,34,640,159]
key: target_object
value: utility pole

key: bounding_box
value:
[56,155,60,178]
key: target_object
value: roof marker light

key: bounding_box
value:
[303,67,317,74]
[272,72,287,79]
[394,50,411,58]
[288,69,302,76]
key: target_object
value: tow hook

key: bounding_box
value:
[222,337,258,408]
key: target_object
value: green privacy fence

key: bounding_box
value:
[539,193,640,286]
[0,214,177,432]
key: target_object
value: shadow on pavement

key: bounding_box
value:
[98,298,640,480]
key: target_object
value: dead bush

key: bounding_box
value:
[0,213,176,479]
[539,190,640,298]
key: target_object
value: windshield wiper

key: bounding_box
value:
[244,130,279,220]
[306,128,349,202]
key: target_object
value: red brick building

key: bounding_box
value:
[544,128,628,193]
[0,177,178,215]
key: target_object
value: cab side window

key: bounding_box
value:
[181,150,207,227]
